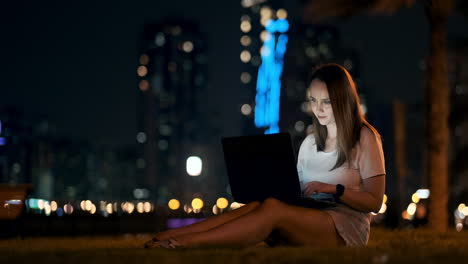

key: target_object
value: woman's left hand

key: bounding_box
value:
[303,181,336,197]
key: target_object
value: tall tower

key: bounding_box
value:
[239,0,290,135]
[136,20,208,205]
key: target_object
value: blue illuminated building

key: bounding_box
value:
[255,18,289,134]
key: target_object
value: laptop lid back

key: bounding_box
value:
[221,133,301,204]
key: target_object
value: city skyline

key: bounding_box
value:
[1,1,467,148]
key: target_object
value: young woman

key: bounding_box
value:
[144,63,385,248]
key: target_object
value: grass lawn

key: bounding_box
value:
[1,228,467,264]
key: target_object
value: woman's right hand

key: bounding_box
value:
[302,181,336,197]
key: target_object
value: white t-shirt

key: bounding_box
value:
[297,126,386,192]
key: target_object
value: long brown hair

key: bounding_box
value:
[308,63,380,170]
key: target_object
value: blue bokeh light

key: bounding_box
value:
[254,19,289,134]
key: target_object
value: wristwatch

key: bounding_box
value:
[334,184,345,201]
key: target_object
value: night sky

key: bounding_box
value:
[1,1,467,148]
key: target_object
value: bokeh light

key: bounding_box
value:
[295,121,305,133]
[230,202,244,210]
[37,199,45,210]
[186,156,202,176]
[64,203,74,215]
[168,199,181,210]
[402,210,411,220]
[462,207,468,216]
[241,104,252,116]
[90,204,96,214]
[240,72,252,84]
[136,132,147,143]
[276,8,288,19]
[137,66,148,77]
[144,202,152,213]
[139,80,149,92]
[407,203,417,216]
[50,201,58,212]
[139,54,150,65]
[212,204,220,215]
[137,202,144,213]
[216,197,229,209]
[416,189,430,199]
[85,200,92,211]
[260,6,272,19]
[44,202,51,216]
[378,203,387,214]
[106,203,113,214]
[240,50,252,63]
[240,35,252,46]
[191,198,204,210]
[240,21,251,33]
[183,204,193,214]
[260,30,269,42]
[155,33,165,46]
[182,41,194,53]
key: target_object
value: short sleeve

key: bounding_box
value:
[297,135,313,190]
[358,127,386,179]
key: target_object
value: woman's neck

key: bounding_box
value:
[326,123,337,139]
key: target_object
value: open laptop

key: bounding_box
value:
[221,133,336,209]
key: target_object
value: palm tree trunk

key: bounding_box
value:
[393,100,407,221]
[424,0,451,232]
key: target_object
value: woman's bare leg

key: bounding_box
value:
[172,198,342,248]
[152,201,261,241]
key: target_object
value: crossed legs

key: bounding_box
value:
[148,197,344,248]
[150,201,261,241]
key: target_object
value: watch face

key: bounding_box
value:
[336,184,345,197]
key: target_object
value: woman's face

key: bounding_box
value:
[307,79,335,126]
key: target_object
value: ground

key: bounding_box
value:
[1,228,467,264]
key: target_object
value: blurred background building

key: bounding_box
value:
[1,0,468,235]
[449,38,468,205]
[137,20,225,207]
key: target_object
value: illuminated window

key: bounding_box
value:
[240,35,252,46]
[182,41,194,53]
[136,132,147,143]
[241,104,252,116]
[137,66,148,77]
[240,72,252,84]
[155,33,165,46]
[139,54,150,65]
[240,50,252,63]
[138,80,149,91]
[276,9,288,19]
[240,21,251,33]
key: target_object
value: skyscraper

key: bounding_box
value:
[137,20,209,205]
[239,0,291,135]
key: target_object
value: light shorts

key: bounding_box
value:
[323,203,371,246]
